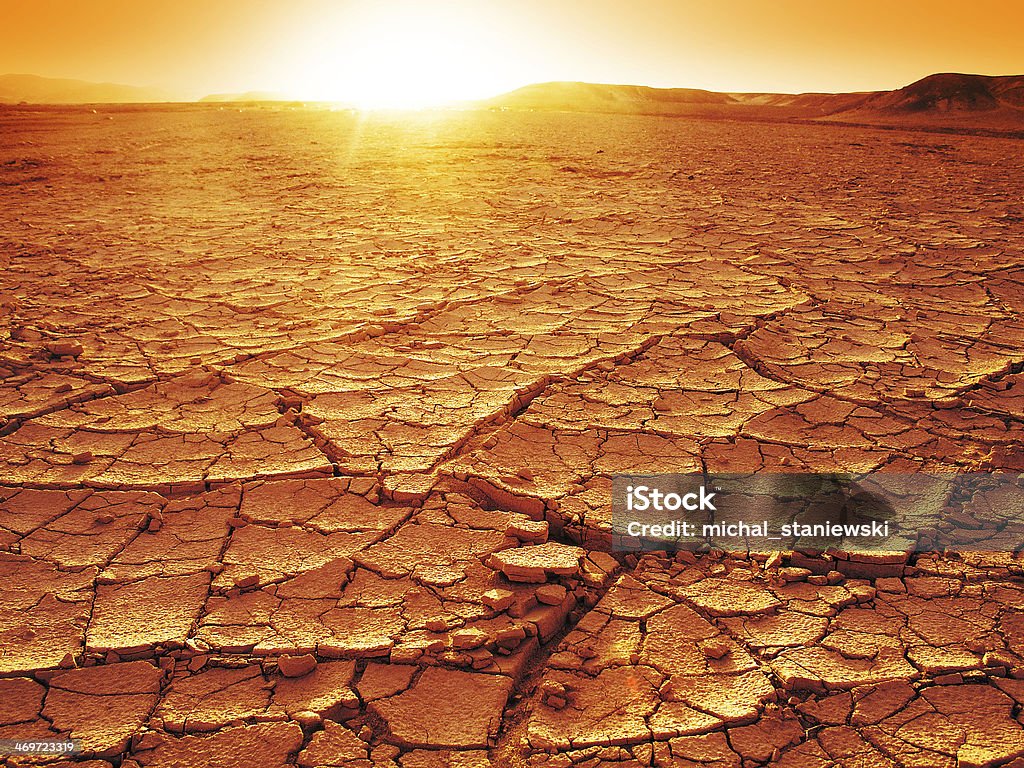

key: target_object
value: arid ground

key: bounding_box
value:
[2,105,1024,767]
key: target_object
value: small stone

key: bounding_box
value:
[505,518,548,543]
[46,340,84,357]
[535,584,567,606]
[234,572,260,589]
[701,638,732,660]
[540,679,569,709]
[71,451,94,465]
[277,653,317,678]
[779,567,811,583]
[495,626,527,649]
[850,585,877,603]
[452,628,488,650]
[540,680,566,697]
[482,589,515,612]
[545,694,567,710]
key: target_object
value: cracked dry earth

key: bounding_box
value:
[1,105,1023,768]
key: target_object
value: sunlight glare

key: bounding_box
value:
[301,5,498,109]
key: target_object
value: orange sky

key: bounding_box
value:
[2,0,1023,104]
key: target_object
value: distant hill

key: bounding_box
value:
[0,74,172,104]
[4,71,1022,133]
[727,91,873,113]
[483,73,1024,131]
[483,80,870,116]
[485,81,736,114]
[851,73,1024,112]
[199,91,289,103]
[821,73,1024,131]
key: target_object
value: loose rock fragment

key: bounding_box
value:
[487,541,585,583]
[277,653,317,678]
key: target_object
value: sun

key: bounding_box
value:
[298,4,499,109]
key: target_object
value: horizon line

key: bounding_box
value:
[4,69,1024,106]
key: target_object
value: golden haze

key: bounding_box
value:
[1,0,1023,107]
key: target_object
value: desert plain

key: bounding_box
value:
[1,104,1024,766]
